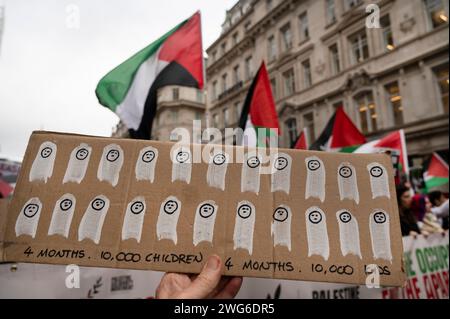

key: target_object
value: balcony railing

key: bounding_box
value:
[218,81,243,101]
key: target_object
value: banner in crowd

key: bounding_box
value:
[0,233,447,299]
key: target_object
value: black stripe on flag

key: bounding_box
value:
[130,61,199,140]
[309,111,336,151]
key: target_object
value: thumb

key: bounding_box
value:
[180,255,222,299]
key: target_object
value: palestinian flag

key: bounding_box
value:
[310,107,366,152]
[293,128,309,150]
[238,62,280,147]
[354,129,409,184]
[424,153,449,189]
[96,12,204,139]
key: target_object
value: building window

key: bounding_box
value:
[171,110,179,125]
[196,89,203,103]
[303,112,315,145]
[233,65,241,85]
[424,0,449,30]
[223,108,230,127]
[329,44,340,75]
[283,69,295,96]
[213,113,219,128]
[232,32,239,45]
[244,21,252,31]
[280,23,292,52]
[270,78,277,99]
[234,101,241,123]
[195,111,202,121]
[266,0,273,11]
[344,0,363,11]
[211,51,217,63]
[285,118,298,147]
[172,88,179,101]
[221,42,227,55]
[434,65,449,113]
[222,73,228,93]
[326,0,336,24]
[355,92,377,134]
[299,12,309,42]
[245,56,253,80]
[385,82,404,127]
[268,35,277,61]
[212,81,218,100]
[349,30,369,65]
[302,59,312,89]
[381,15,394,52]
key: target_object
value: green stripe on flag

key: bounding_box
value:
[254,126,278,148]
[425,177,449,189]
[340,145,361,153]
[95,20,186,111]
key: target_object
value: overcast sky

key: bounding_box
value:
[0,0,236,161]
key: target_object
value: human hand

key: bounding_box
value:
[155,255,243,299]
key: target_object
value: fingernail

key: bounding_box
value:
[206,255,220,271]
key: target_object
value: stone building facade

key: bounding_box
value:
[205,0,449,167]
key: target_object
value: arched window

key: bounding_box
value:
[354,91,377,134]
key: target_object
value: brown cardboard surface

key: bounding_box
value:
[0,131,406,286]
[0,198,9,261]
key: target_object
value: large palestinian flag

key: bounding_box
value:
[424,153,449,190]
[238,62,280,147]
[96,12,203,139]
[310,107,366,152]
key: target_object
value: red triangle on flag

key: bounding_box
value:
[294,129,308,150]
[330,107,366,149]
[248,62,280,133]
[158,11,204,89]
[427,153,449,178]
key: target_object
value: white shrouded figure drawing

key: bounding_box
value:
[241,153,261,194]
[29,141,57,183]
[271,205,292,251]
[135,146,158,183]
[193,200,218,246]
[156,196,182,244]
[48,193,76,238]
[336,209,362,258]
[97,144,124,187]
[305,156,326,202]
[122,196,147,243]
[63,143,92,184]
[271,153,292,194]
[369,209,392,262]
[207,151,229,191]
[337,162,360,204]
[15,197,43,238]
[367,163,391,199]
[305,206,329,260]
[78,195,110,244]
[233,200,256,255]
[171,147,192,184]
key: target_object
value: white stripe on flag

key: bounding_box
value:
[116,48,169,130]
[242,117,257,147]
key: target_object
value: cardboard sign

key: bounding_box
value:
[0,131,406,286]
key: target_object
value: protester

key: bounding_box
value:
[419,196,444,234]
[397,185,422,237]
[155,255,243,299]
[428,191,449,230]
[410,194,427,222]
